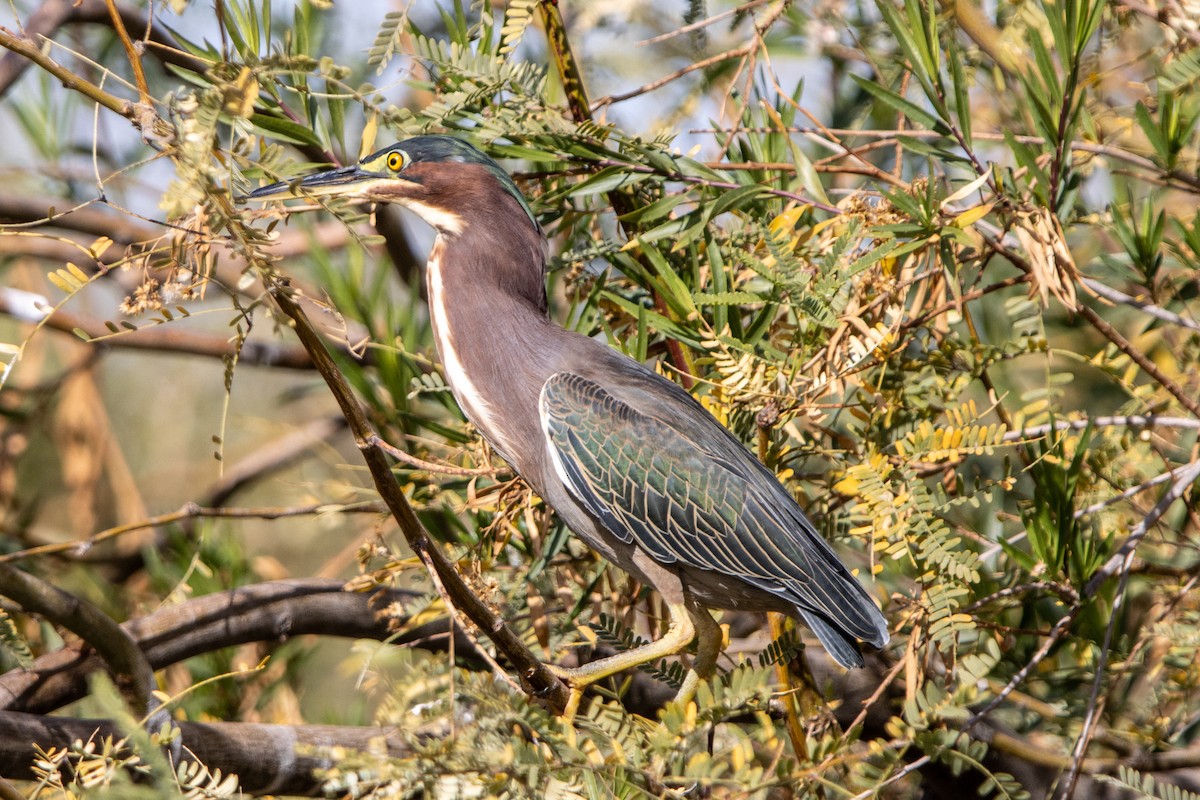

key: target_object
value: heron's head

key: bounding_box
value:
[244,135,538,237]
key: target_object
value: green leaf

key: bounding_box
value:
[250,112,325,148]
[566,166,655,198]
[600,292,701,348]
[639,241,697,317]
[692,291,764,306]
[851,74,948,134]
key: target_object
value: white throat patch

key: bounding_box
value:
[402,200,465,236]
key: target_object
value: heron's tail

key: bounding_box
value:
[799,608,867,669]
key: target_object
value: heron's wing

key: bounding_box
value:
[538,372,888,665]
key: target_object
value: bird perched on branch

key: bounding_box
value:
[246,135,889,714]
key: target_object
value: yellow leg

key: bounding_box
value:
[550,601,696,721]
[674,605,722,706]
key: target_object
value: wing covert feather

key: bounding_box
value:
[538,371,888,650]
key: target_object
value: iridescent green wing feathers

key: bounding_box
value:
[538,372,888,666]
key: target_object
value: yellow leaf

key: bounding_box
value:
[47,271,75,293]
[88,236,113,260]
[953,202,995,228]
[768,205,808,235]
[359,110,379,160]
[221,66,259,119]
[809,215,840,237]
[66,262,88,283]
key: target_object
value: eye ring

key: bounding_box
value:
[386,152,404,171]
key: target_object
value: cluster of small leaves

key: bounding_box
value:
[1099,766,1200,800]
[317,649,790,799]
[29,738,239,799]
[0,607,33,669]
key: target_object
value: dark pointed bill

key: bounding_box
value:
[242,165,374,201]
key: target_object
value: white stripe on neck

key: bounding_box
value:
[426,245,516,462]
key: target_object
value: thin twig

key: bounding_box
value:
[1077,468,1177,517]
[592,0,788,112]
[848,755,931,800]
[589,157,841,215]
[420,548,520,693]
[1084,460,1200,598]
[0,25,135,119]
[981,229,1200,421]
[0,500,388,564]
[1078,304,1200,420]
[204,416,349,507]
[688,126,1200,192]
[1081,277,1200,334]
[965,607,1082,729]
[637,0,773,46]
[102,0,150,104]
[592,45,757,110]
[1059,566,1126,798]
[901,273,1030,330]
[963,581,1079,614]
[970,459,1200,749]
[1116,0,1200,45]
[1005,415,1200,440]
[0,289,316,369]
[370,434,501,477]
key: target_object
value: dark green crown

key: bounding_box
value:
[366,136,538,231]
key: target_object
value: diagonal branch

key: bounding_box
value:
[0,0,205,100]
[1078,304,1200,420]
[0,24,137,121]
[102,0,150,104]
[1084,459,1200,599]
[0,290,315,369]
[267,280,570,712]
[0,564,162,729]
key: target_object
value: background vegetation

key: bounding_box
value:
[1,0,1199,797]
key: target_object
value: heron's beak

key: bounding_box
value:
[242,165,379,202]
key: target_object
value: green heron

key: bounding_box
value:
[247,135,889,712]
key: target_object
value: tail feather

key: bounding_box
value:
[800,608,866,669]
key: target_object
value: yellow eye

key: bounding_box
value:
[386,152,404,171]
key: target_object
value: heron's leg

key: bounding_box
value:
[552,549,698,721]
[550,601,696,719]
[674,603,722,706]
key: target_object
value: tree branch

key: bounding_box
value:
[267,281,570,711]
[0,0,206,101]
[0,578,479,715]
[0,290,316,369]
[0,24,138,121]
[0,564,160,726]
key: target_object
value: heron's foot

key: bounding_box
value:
[548,603,698,723]
[546,663,592,722]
